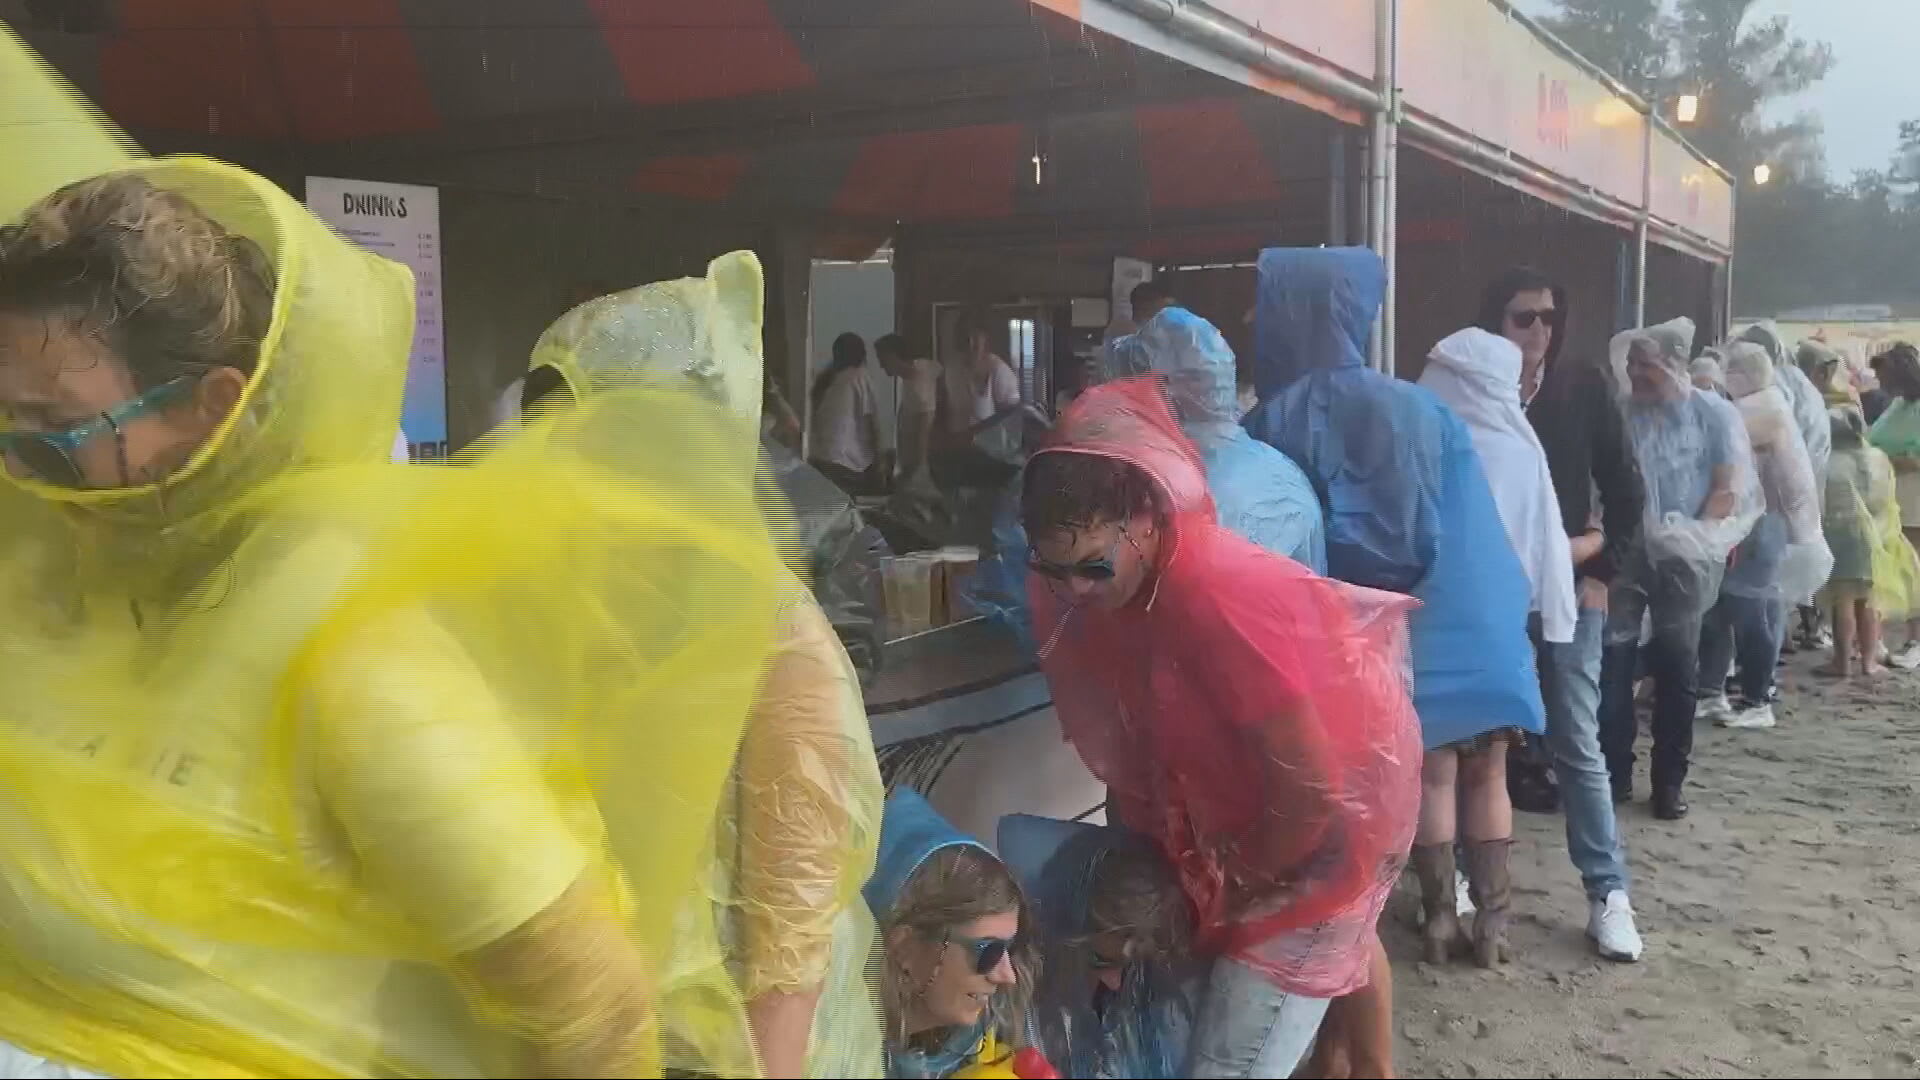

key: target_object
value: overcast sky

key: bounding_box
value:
[1516,0,1908,179]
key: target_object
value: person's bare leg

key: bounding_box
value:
[1302,932,1394,1079]
[1859,598,1885,676]
[1349,932,1395,1077]
[1458,741,1513,842]
[1417,749,1459,846]
[1822,597,1856,678]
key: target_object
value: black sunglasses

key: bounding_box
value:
[1028,530,1136,583]
[1505,308,1559,330]
[948,933,1014,976]
[1029,553,1117,583]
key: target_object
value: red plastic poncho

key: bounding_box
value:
[1030,378,1421,996]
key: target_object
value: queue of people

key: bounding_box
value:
[9,42,1920,1080]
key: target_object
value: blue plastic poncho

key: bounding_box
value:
[997,816,1196,1080]
[864,791,995,1079]
[1243,247,1543,748]
[1134,308,1326,572]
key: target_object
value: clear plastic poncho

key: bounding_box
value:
[996,815,1196,1080]
[1611,320,1763,582]
[1740,321,1833,482]
[527,256,885,1077]
[1030,377,1421,997]
[1722,343,1832,602]
[1133,307,1325,573]
[0,157,791,1077]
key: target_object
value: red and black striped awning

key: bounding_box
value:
[14,0,1343,230]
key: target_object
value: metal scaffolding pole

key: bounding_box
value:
[1368,0,1400,372]
[1634,117,1652,328]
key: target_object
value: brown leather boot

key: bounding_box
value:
[1410,843,1465,965]
[1463,838,1514,968]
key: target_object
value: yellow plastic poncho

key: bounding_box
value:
[527,257,886,1078]
[1825,441,1920,621]
[0,40,788,1080]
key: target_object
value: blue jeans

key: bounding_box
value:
[1186,958,1331,1078]
[1534,607,1631,900]
[1698,592,1785,703]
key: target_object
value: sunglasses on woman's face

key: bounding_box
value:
[0,377,193,489]
[1505,308,1557,330]
[948,933,1013,976]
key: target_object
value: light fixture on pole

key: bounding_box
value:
[1752,163,1772,186]
[1676,94,1700,124]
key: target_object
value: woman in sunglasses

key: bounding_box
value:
[1022,377,1421,1079]
[866,790,1038,1079]
[0,93,790,1080]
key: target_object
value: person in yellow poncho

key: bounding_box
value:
[520,258,886,1079]
[0,35,790,1078]
[1822,407,1920,678]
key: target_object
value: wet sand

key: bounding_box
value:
[1389,649,1920,1078]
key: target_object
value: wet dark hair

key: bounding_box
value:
[811,331,868,411]
[1878,343,1920,401]
[875,333,910,364]
[1476,266,1566,365]
[1129,279,1174,314]
[0,173,274,391]
[1022,450,1158,540]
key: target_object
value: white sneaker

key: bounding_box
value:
[1589,891,1644,962]
[1723,702,1776,729]
[1454,869,1476,918]
[1698,692,1734,723]
[1893,642,1920,670]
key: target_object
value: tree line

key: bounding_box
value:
[1542,0,1917,315]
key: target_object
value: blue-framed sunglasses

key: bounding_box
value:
[0,377,195,489]
[1028,529,1141,584]
[946,932,1014,976]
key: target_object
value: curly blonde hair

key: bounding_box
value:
[0,172,274,390]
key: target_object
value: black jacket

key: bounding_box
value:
[1526,359,1644,585]
[1477,268,1645,586]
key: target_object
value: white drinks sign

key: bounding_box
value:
[305,177,448,460]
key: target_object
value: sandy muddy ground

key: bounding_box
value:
[1387,648,1920,1078]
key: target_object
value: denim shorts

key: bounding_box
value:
[1186,957,1332,1078]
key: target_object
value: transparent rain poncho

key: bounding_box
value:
[1134,307,1325,573]
[1029,378,1421,997]
[1722,343,1832,603]
[527,256,885,1077]
[0,46,800,1077]
[1611,320,1763,591]
[1740,321,1832,482]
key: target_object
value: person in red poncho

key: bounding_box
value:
[1022,377,1422,1078]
